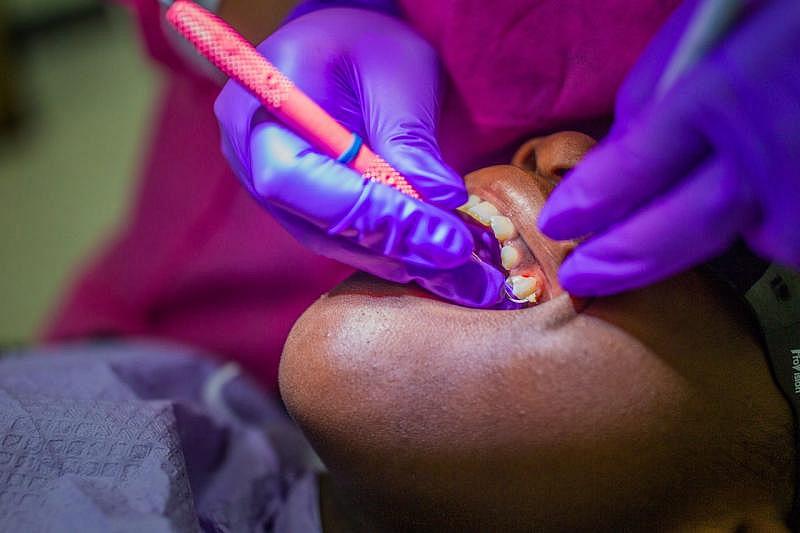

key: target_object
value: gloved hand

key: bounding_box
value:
[537,0,800,297]
[214,7,505,307]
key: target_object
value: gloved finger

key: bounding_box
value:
[353,23,467,209]
[744,216,800,271]
[214,78,264,184]
[614,0,702,124]
[412,255,507,308]
[329,177,474,269]
[251,122,474,269]
[276,211,503,308]
[537,93,708,241]
[557,157,752,297]
[250,122,368,225]
[374,134,467,210]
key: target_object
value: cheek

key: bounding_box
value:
[486,315,687,446]
[348,315,697,529]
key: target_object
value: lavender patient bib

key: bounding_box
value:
[0,341,321,532]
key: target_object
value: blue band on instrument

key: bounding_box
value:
[336,134,363,164]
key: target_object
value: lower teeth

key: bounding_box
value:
[501,244,521,270]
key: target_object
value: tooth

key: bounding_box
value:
[457,194,482,212]
[466,201,500,225]
[501,244,521,270]
[508,275,539,299]
[490,215,517,242]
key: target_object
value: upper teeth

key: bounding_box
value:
[466,201,500,225]
[490,216,517,242]
[458,194,482,212]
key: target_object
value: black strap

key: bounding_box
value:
[707,242,800,530]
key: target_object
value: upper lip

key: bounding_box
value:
[464,165,576,298]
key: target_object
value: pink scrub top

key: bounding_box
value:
[43,0,681,389]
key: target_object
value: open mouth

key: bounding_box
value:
[324,131,594,317]
[326,163,579,317]
[459,164,576,307]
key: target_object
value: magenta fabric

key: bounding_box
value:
[399,0,683,171]
[44,0,680,387]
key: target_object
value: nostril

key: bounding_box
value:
[527,151,538,174]
[539,165,574,194]
[531,131,597,183]
[549,165,571,179]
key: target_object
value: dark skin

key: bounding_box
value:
[280,134,794,532]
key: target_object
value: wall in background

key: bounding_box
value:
[0,6,157,344]
[6,0,99,23]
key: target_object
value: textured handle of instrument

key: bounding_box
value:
[166,0,293,107]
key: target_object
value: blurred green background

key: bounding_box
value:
[0,0,156,343]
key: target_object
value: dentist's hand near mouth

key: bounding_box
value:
[214,7,506,307]
[538,0,800,297]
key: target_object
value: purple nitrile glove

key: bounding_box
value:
[538,0,800,297]
[214,8,505,307]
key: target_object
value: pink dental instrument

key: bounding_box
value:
[163,0,420,199]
